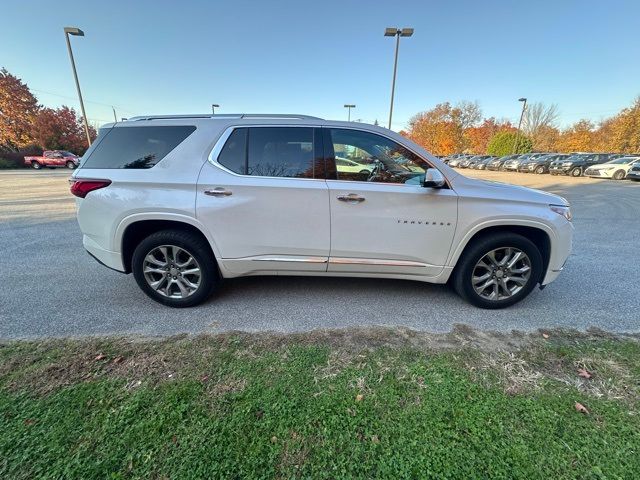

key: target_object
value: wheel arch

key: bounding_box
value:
[448,223,552,283]
[117,215,221,274]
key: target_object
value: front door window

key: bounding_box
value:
[325,128,429,184]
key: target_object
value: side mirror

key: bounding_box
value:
[422,168,446,188]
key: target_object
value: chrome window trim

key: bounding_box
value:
[207,124,324,181]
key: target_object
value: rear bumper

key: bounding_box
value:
[83,235,125,272]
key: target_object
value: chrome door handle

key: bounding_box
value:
[337,193,365,203]
[204,188,232,197]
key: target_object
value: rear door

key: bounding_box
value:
[323,127,458,277]
[197,126,330,275]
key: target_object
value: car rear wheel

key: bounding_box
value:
[66,161,76,169]
[31,161,41,169]
[571,167,582,177]
[612,170,625,180]
[535,166,545,174]
[452,232,543,309]
[132,230,219,307]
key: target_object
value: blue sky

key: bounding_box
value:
[2,0,639,130]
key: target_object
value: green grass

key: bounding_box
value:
[0,330,638,478]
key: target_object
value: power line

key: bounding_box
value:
[29,87,136,114]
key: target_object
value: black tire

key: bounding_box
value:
[612,170,625,180]
[66,161,76,169]
[132,230,219,307]
[571,167,582,177]
[31,161,41,169]
[452,232,543,309]
[535,166,545,174]
[359,169,370,175]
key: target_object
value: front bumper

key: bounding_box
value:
[549,165,572,175]
[541,219,573,285]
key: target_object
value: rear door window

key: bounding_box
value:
[82,125,196,169]
[216,127,320,178]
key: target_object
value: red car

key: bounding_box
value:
[24,150,79,169]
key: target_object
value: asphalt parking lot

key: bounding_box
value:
[1,168,639,339]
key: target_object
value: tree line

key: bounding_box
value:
[402,98,640,156]
[0,68,97,167]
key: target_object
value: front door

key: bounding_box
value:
[197,126,330,275]
[324,127,458,277]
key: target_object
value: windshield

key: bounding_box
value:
[606,157,639,164]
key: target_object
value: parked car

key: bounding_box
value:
[24,150,79,169]
[549,153,617,177]
[471,156,497,170]
[70,113,573,309]
[519,154,570,174]
[503,153,545,172]
[458,155,483,169]
[584,156,640,180]
[442,153,464,165]
[448,155,470,168]
[486,154,518,171]
[627,161,640,181]
[335,157,374,177]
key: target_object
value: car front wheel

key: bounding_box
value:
[66,161,76,169]
[31,161,41,169]
[612,170,625,180]
[571,167,582,177]
[452,232,543,309]
[132,230,219,307]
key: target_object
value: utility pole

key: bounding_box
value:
[384,27,414,129]
[64,27,91,146]
[513,97,527,154]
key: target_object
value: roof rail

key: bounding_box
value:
[127,113,324,121]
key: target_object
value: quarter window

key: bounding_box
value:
[82,125,196,169]
[326,128,429,184]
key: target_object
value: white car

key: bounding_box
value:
[71,114,573,309]
[584,156,640,180]
[335,157,373,175]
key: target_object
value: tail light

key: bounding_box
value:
[70,178,112,198]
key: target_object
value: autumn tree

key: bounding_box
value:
[609,97,640,153]
[464,118,514,154]
[32,106,96,155]
[487,131,532,156]
[523,102,559,149]
[407,101,481,155]
[0,68,39,151]
[557,119,595,153]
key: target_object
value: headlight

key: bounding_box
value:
[550,204,572,222]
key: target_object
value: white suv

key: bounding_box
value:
[71,114,573,309]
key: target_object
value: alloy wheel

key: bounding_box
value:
[472,247,532,301]
[142,245,202,298]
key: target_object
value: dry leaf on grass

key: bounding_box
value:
[112,356,124,364]
[94,353,106,361]
[355,394,364,402]
[575,402,589,414]
[577,368,592,379]
[542,333,550,339]
[371,435,380,444]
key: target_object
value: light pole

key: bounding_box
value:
[112,106,117,123]
[64,27,91,147]
[513,97,527,154]
[384,27,413,130]
[344,104,356,121]
[211,104,219,114]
